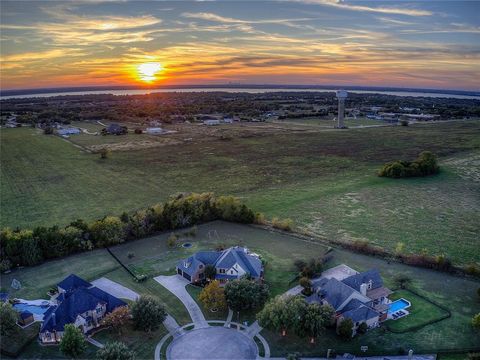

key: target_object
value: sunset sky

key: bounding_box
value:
[1,1,479,91]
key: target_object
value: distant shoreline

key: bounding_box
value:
[1,84,479,97]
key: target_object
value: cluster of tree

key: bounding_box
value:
[294,257,328,295]
[0,193,256,270]
[0,302,17,336]
[224,278,270,313]
[257,295,335,343]
[59,296,165,358]
[378,151,440,178]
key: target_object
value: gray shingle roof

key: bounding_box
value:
[320,278,356,310]
[342,269,383,291]
[342,304,379,322]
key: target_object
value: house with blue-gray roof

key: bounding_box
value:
[306,265,393,336]
[39,274,126,344]
[176,246,263,284]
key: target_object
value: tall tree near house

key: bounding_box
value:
[131,296,167,332]
[204,264,216,281]
[60,324,87,358]
[0,303,18,335]
[224,278,269,312]
[101,306,130,334]
[472,313,480,330]
[199,280,226,311]
[337,318,354,340]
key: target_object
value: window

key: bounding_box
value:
[219,269,226,274]
[199,264,203,269]
[96,307,102,314]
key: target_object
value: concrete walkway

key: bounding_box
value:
[154,275,209,329]
[163,315,185,338]
[92,278,139,301]
[87,337,104,348]
[224,309,234,328]
[245,320,262,338]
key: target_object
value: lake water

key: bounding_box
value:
[2,87,479,100]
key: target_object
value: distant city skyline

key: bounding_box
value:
[1,1,479,91]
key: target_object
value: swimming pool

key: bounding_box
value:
[13,303,50,315]
[388,298,410,314]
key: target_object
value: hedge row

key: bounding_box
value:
[0,193,255,270]
[338,238,480,277]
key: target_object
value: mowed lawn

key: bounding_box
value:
[2,221,479,358]
[387,290,450,333]
[97,221,480,355]
[1,122,480,264]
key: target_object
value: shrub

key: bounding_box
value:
[472,313,480,330]
[99,148,109,159]
[131,296,166,332]
[134,128,143,134]
[199,280,226,311]
[0,303,18,335]
[337,318,353,339]
[299,277,312,295]
[393,273,412,289]
[271,217,294,231]
[167,233,177,247]
[101,306,130,334]
[96,341,136,360]
[378,151,439,178]
[400,120,409,126]
[357,322,368,334]
[60,324,87,358]
[0,259,12,272]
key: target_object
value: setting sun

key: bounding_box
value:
[137,62,163,82]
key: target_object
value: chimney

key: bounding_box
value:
[52,313,56,326]
[360,283,368,296]
[408,349,413,360]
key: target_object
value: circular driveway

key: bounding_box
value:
[167,326,258,360]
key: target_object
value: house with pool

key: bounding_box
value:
[38,274,126,344]
[307,265,410,336]
[9,274,126,344]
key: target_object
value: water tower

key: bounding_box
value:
[335,90,348,128]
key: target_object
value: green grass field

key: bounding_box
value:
[1,121,480,266]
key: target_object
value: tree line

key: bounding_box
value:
[0,193,255,271]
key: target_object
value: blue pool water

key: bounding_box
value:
[388,299,410,313]
[13,303,50,315]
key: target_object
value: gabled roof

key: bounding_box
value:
[176,250,221,277]
[342,304,379,323]
[216,247,262,277]
[57,274,91,293]
[318,278,356,310]
[176,247,262,279]
[342,269,383,292]
[41,275,126,333]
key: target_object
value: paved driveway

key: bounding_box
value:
[154,275,209,328]
[91,278,139,301]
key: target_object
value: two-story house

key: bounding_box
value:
[39,274,126,344]
[176,246,263,284]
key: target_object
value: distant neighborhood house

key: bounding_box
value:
[103,123,127,135]
[39,274,126,344]
[307,265,395,336]
[176,246,263,284]
[57,127,81,136]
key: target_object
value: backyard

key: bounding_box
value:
[2,221,479,358]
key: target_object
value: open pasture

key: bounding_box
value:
[1,121,480,265]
